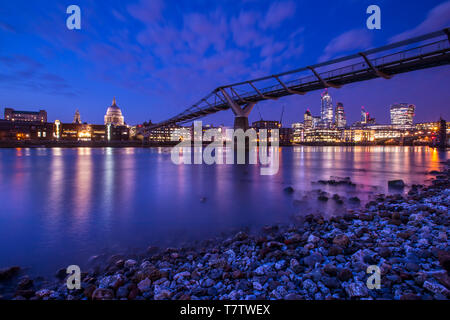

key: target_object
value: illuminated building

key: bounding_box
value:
[252,120,281,130]
[0,119,52,140]
[390,103,415,129]
[342,129,375,143]
[292,123,304,143]
[304,110,313,129]
[4,108,47,123]
[320,89,333,128]
[104,97,125,126]
[335,103,346,128]
[312,116,321,128]
[73,110,81,124]
[147,124,187,143]
[304,128,341,143]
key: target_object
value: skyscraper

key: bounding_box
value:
[390,103,415,129]
[320,90,333,128]
[335,103,346,128]
[304,109,313,129]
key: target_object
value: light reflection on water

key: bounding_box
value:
[0,146,447,275]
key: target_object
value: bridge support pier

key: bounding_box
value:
[219,88,256,131]
[234,116,250,131]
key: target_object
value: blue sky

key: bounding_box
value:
[0,0,449,126]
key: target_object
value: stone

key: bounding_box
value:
[423,281,450,296]
[323,264,338,276]
[284,186,294,194]
[308,234,320,244]
[137,278,152,292]
[388,180,405,189]
[17,277,33,290]
[323,277,340,289]
[378,247,391,258]
[345,282,369,298]
[303,253,323,268]
[0,266,20,281]
[92,288,114,300]
[124,259,137,268]
[284,293,303,300]
[337,268,353,282]
[174,271,190,282]
[328,245,343,256]
[333,234,350,247]
[234,231,248,241]
[302,279,317,294]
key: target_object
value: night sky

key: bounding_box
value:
[0,0,449,126]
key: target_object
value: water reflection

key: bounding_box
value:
[0,146,447,275]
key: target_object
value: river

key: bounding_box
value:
[0,146,447,275]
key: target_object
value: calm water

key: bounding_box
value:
[0,146,447,275]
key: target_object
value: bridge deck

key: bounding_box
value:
[145,29,450,131]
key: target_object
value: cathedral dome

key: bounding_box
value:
[104,97,125,126]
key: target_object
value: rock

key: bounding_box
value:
[323,264,338,276]
[55,268,66,280]
[307,234,320,244]
[437,250,450,272]
[388,180,405,189]
[423,281,450,296]
[318,195,329,202]
[284,186,294,194]
[333,234,350,247]
[174,271,190,282]
[345,282,368,298]
[124,259,137,268]
[92,288,114,300]
[275,260,286,270]
[328,245,343,256]
[302,279,317,294]
[253,281,263,291]
[17,277,33,290]
[232,270,244,279]
[116,285,129,299]
[0,266,20,281]
[154,289,172,300]
[35,289,53,299]
[137,278,152,292]
[303,253,323,268]
[400,293,422,300]
[284,293,303,300]
[432,271,450,289]
[406,262,420,273]
[323,277,340,289]
[234,231,248,241]
[337,268,353,282]
[203,278,215,288]
[378,247,391,258]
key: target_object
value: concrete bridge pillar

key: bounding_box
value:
[219,88,256,131]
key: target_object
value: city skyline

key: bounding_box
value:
[0,1,449,126]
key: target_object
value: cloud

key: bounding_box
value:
[319,29,372,62]
[127,0,165,24]
[261,1,296,29]
[390,1,450,42]
[0,22,16,33]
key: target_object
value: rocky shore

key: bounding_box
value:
[1,162,449,300]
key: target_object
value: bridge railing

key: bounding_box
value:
[146,28,450,130]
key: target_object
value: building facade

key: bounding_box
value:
[335,103,346,128]
[104,97,125,126]
[390,103,415,129]
[320,90,333,128]
[4,108,47,123]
